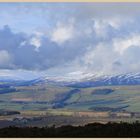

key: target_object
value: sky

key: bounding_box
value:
[0,3,140,79]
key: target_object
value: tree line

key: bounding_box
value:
[0,121,140,137]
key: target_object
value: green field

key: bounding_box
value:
[0,84,139,113]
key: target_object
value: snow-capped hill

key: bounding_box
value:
[21,72,140,88]
[2,70,140,87]
[44,72,97,82]
[67,73,140,88]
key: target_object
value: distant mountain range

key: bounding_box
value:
[1,72,140,88]
[67,73,140,88]
[33,72,140,88]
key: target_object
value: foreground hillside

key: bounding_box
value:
[0,121,140,137]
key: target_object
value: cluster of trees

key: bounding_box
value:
[0,87,17,94]
[0,110,20,116]
[0,121,140,137]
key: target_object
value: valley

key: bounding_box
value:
[0,80,139,127]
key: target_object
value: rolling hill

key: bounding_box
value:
[0,73,139,113]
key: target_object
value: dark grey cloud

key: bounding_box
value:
[0,25,91,70]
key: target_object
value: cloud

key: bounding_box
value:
[0,50,12,68]
[78,43,119,75]
[93,17,124,38]
[50,22,74,45]
[75,32,140,75]
[0,25,86,71]
[72,3,140,20]
[0,3,140,77]
[30,36,41,52]
[113,34,140,55]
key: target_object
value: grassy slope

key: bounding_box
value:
[0,84,139,112]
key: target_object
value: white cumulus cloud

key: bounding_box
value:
[0,50,12,68]
[30,37,41,52]
[51,23,74,45]
[113,34,140,55]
